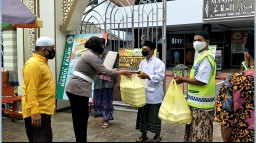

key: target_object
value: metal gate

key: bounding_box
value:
[79,0,167,101]
[80,0,166,59]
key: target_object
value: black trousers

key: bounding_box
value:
[24,114,52,142]
[66,92,89,142]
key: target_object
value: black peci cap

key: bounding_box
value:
[143,40,156,50]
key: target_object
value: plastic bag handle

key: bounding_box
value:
[170,79,178,89]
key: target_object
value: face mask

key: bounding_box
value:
[142,50,149,57]
[97,46,104,55]
[46,49,56,59]
[193,41,206,52]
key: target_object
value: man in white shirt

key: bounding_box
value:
[174,30,216,142]
[192,50,212,84]
[135,41,165,142]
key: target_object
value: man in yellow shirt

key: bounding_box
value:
[22,37,56,142]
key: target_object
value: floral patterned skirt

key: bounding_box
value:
[93,88,114,121]
[184,107,213,142]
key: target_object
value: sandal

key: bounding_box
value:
[152,135,161,142]
[136,135,148,142]
[99,121,104,126]
[101,122,109,129]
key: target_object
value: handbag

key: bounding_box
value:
[158,79,192,124]
[120,75,146,107]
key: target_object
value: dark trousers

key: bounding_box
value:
[24,114,52,142]
[66,92,89,142]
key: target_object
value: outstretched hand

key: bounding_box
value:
[113,68,119,71]
[119,70,132,76]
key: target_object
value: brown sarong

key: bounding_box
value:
[184,107,213,142]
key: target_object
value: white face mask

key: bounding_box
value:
[193,41,206,52]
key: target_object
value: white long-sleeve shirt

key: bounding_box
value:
[138,56,165,104]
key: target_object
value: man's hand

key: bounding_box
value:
[173,75,184,84]
[31,114,41,128]
[138,73,150,80]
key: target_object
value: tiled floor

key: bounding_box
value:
[2,109,223,142]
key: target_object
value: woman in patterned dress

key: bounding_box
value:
[214,32,254,142]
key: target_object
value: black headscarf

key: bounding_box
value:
[100,38,106,46]
[84,36,103,54]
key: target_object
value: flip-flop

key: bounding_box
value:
[152,136,161,142]
[136,136,148,142]
[101,123,109,129]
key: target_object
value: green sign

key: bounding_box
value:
[56,35,74,99]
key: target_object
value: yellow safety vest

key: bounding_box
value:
[187,50,216,109]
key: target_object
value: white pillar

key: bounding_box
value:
[55,0,71,109]
[17,29,24,95]
[38,0,56,82]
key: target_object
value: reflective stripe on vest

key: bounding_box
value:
[187,50,216,109]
